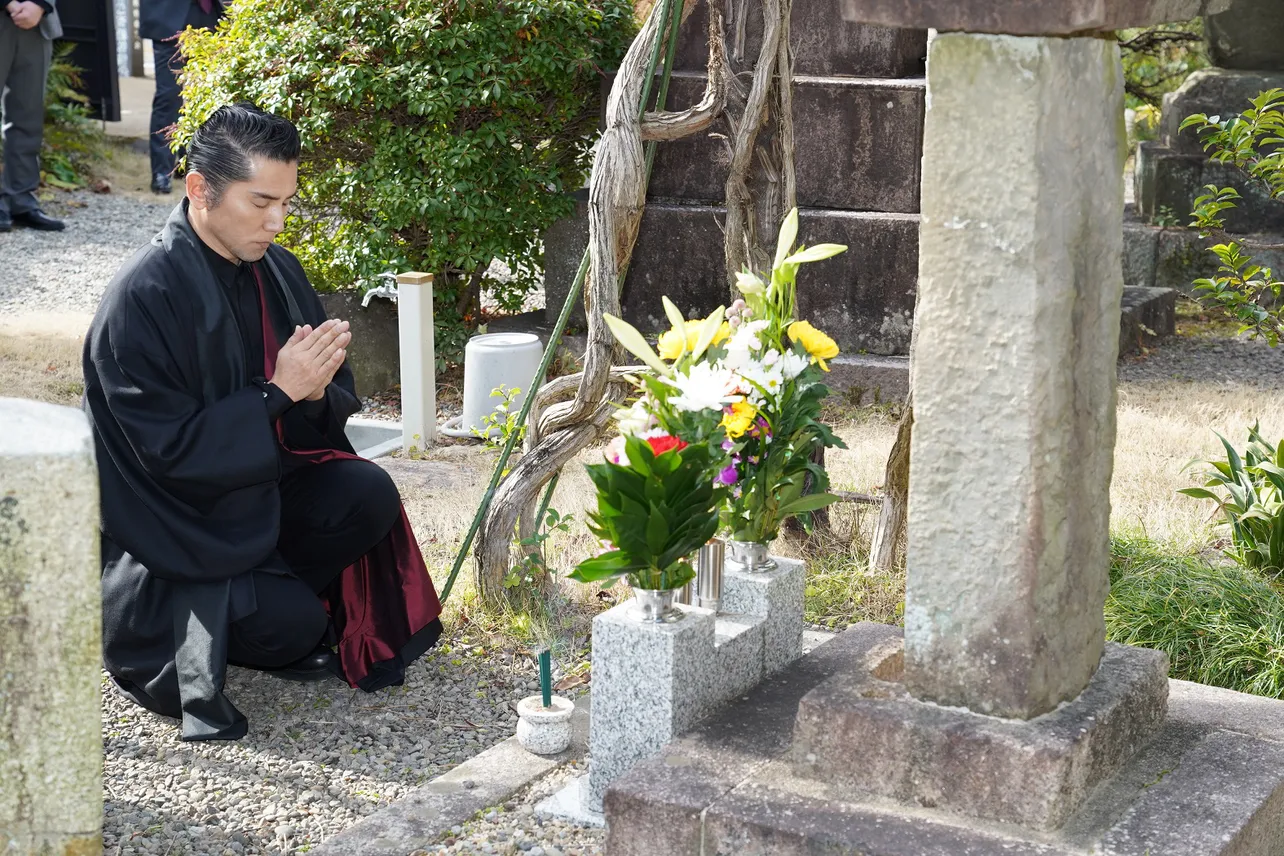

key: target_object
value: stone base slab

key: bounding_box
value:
[604,624,1284,856]
[791,637,1170,830]
[534,775,606,829]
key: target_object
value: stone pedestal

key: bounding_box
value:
[906,32,1123,719]
[553,554,806,818]
[0,398,102,855]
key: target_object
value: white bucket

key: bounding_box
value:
[439,332,543,439]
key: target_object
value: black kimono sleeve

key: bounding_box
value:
[93,344,281,507]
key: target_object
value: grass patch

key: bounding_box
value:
[1107,534,1284,699]
[0,330,85,406]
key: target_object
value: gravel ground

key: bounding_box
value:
[1118,332,1284,388]
[0,190,173,316]
[102,640,568,855]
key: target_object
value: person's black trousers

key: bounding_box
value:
[148,39,183,179]
[226,458,402,669]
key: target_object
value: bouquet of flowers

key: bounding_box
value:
[569,303,733,591]
[715,208,848,544]
[569,208,847,589]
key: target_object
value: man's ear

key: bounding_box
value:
[186,171,211,210]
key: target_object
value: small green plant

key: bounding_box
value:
[473,385,527,451]
[506,506,574,590]
[1153,204,1181,228]
[1179,423,1284,576]
[1180,89,1284,343]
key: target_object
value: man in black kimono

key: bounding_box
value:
[84,103,443,741]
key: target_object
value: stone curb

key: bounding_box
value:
[310,697,589,856]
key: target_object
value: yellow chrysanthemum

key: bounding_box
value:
[657,320,731,361]
[720,400,757,438]
[787,320,840,371]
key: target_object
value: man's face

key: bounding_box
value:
[189,156,298,263]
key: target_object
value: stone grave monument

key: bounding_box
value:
[599,2,1284,853]
[0,398,102,854]
[1128,0,1284,294]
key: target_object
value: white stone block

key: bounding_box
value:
[0,398,102,854]
[722,557,806,675]
[585,603,717,811]
[713,613,767,705]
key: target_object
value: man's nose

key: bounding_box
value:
[266,206,286,233]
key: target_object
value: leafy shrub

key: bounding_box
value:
[1107,536,1284,699]
[42,43,106,188]
[1181,89,1284,342]
[176,0,634,360]
[1179,424,1284,575]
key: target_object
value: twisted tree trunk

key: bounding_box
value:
[473,0,728,605]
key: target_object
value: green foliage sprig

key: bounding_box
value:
[571,436,727,591]
[1180,424,1284,576]
[1180,89,1284,343]
[41,44,105,189]
[176,0,634,362]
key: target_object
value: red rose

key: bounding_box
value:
[645,435,688,456]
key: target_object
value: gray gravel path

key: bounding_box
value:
[1118,332,1284,388]
[0,191,173,317]
[103,640,560,855]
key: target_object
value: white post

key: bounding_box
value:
[396,271,436,453]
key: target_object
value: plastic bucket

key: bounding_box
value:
[439,332,543,439]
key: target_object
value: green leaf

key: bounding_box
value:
[690,305,726,360]
[1177,487,1222,500]
[777,493,841,517]
[604,313,671,376]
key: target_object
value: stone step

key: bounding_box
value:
[671,0,926,79]
[1134,142,1284,234]
[543,202,920,355]
[649,72,925,213]
[1118,285,1176,356]
[603,623,1284,856]
[1123,216,1284,294]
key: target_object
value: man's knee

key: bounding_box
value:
[350,461,401,541]
[228,586,327,669]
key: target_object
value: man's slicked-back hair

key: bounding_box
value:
[187,103,301,206]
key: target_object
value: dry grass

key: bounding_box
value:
[0,327,86,406]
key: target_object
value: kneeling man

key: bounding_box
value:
[83,103,443,741]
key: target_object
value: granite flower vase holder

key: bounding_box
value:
[516,694,575,755]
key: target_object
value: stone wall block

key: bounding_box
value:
[1204,0,1284,71]
[0,398,102,854]
[837,0,1231,35]
[905,34,1123,718]
[543,203,920,355]
[648,74,925,213]
[672,0,926,78]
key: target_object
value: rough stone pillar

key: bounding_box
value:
[903,33,1126,719]
[0,398,102,854]
[1205,0,1284,71]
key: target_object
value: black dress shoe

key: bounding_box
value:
[12,209,65,231]
[152,172,173,194]
[0,211,10,232]
[269,645,339,682]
